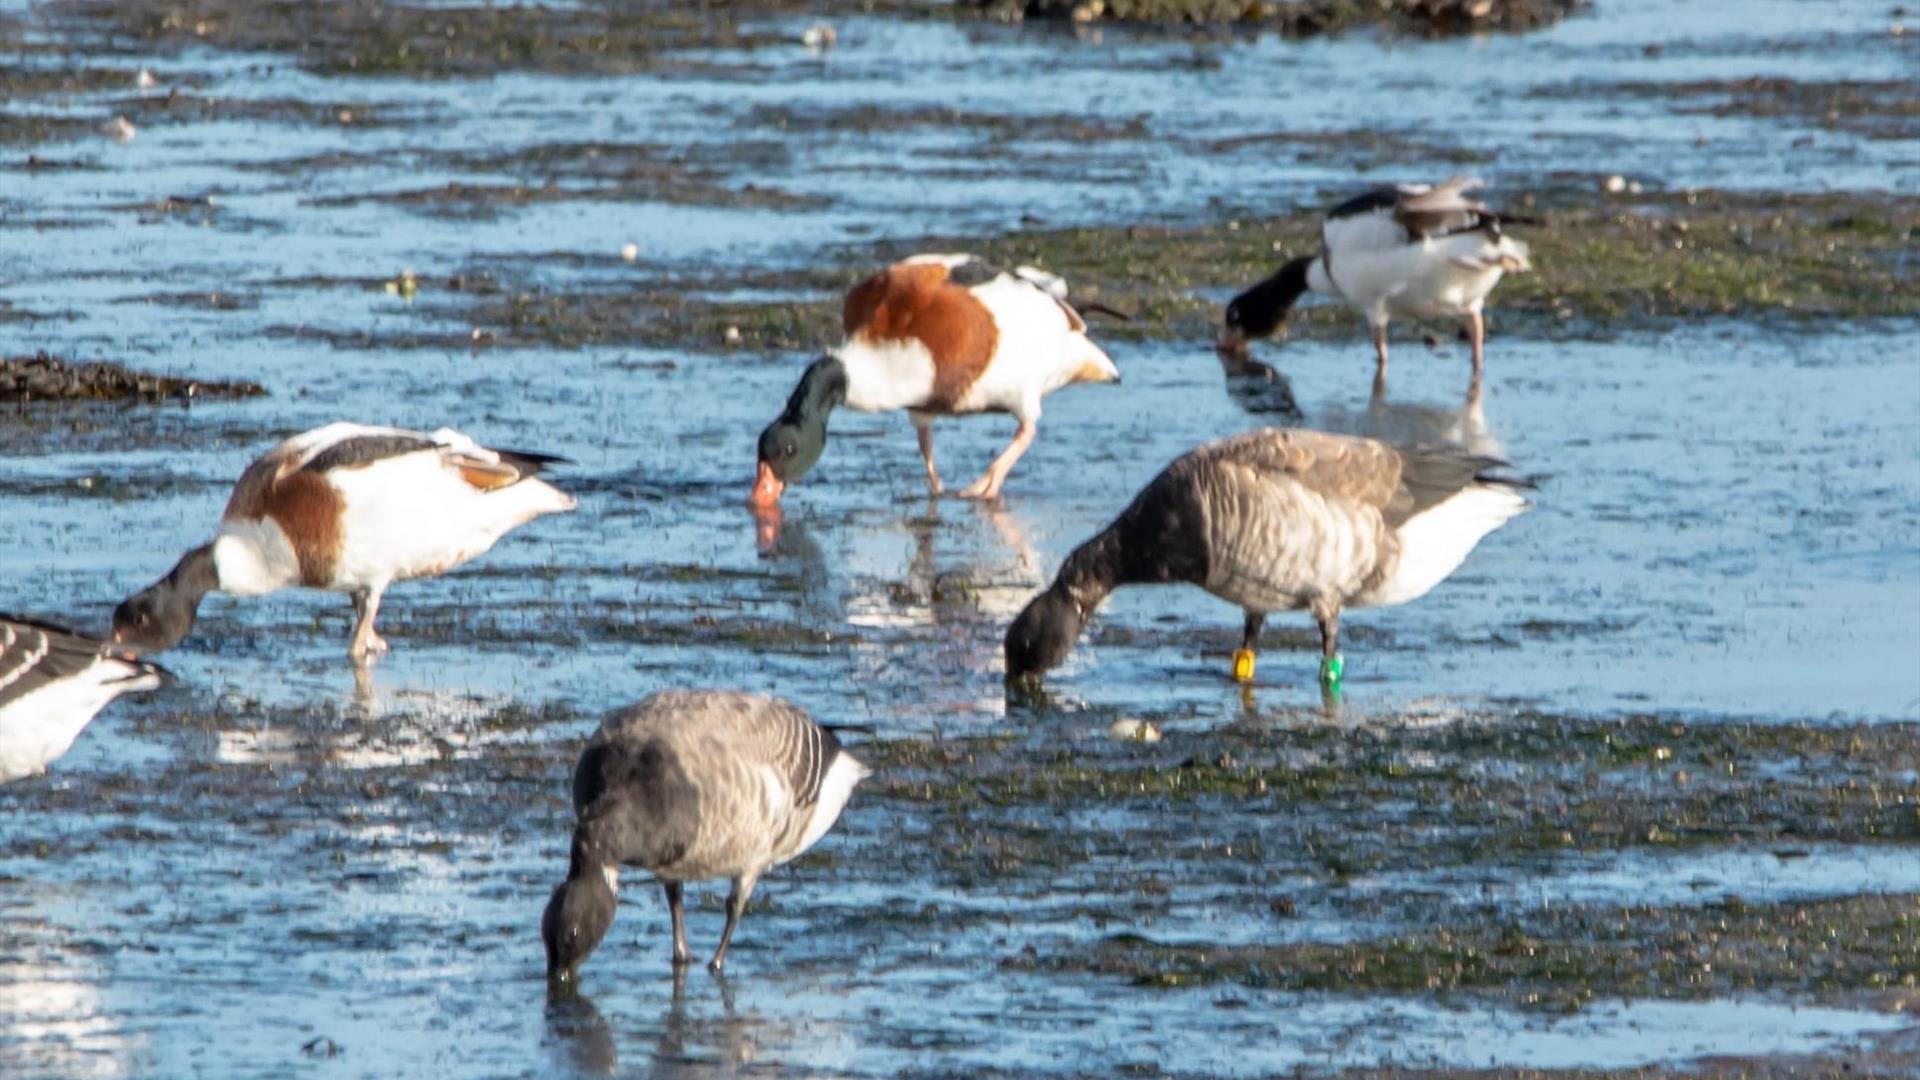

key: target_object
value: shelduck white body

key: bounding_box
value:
[1221,177,1533,397]
[753,254,1120,506]
[113,422,576,662]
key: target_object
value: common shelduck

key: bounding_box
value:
[112,422,576,663]
[542,690,868,984]
[1,614,168,783]
[750,254,1120,508]
[1218,178,1533,396]
[1003,428,1531,689]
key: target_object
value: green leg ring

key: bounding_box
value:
[1319,654,1344,687]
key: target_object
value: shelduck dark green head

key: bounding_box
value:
[751,356,846,508]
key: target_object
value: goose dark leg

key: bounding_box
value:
[664,882,691,968]
[1233,611,1264,683]
[709,872,759,974]
[1313,601,1343,688]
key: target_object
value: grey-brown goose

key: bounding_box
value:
[542,690,868,987]
[1003,428,1530,689]
[1,615,168,783]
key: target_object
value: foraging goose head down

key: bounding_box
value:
[1217,178,1533,397]
[112,422,575,663]
[542,690,867,987]
[1,615,169,783]
[1004,427,1530,689]
[750,254,1118,508]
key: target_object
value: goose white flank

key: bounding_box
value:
[0,615,168,783]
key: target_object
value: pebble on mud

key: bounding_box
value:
[620,242,640,261]
[1,351,266,404]
[801,24,837,50]
[1109,718,1162,743]
[102,116,137,142]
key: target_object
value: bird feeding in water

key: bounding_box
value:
[112,422,575,665]
[1219,177,1534,400]
[750,254,1121,510]
[542,690,868,987]
[1003,428,1531,690]
[0,614,169,784]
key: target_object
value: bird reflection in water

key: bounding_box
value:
[545,971,766,1079]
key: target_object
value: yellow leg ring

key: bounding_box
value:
[1232,649,1256,683]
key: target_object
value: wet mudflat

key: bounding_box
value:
[3,0,1919,1075]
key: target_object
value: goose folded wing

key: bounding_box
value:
[0,617,108,711]
[1208,429,1406,511]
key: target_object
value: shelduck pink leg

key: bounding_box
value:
[958,419,1037,501]
[349,584,390,662]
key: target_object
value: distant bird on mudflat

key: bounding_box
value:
[1218,178,1534,397]
[1003,428,1530,689]
[112,422,575,664]
[750,253,1121,508]
[542,690,868,986]
[1,615,168,783]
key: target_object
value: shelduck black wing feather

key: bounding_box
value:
[489,448,572,476]
[1325,187,1405,221]
[301,434,438,475]
[0,616,109,711]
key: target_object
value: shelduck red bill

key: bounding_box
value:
[749,461,785,508]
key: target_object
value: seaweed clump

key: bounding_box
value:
[971,0,1590,33]
[1,351,266,404]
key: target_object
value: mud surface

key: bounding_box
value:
[1,352,266,404]
[2,0,1918,1076]
[979,0,1590,33]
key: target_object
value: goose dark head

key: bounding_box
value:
[542,866,618,990]
[751,355,847,509]
[1003,587,1084,686]
[1219,255,1314,359]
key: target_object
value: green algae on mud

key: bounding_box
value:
[1017,890,1920,1007]
[337,185,1918,354]
[50,0,924,77]
[971,0,1589,33]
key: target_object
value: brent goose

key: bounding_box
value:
[543,690,868,985]
[1,614,167,782]
[1004,428,1530,688]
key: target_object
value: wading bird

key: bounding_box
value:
[113,423,574,664]
[1219,178,1533,399]
[1,615,168,783]
[542,690,868,986]
[751,254,1120,509]
[1003,428,1530,689]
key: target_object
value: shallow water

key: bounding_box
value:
[4,0,1920,1075]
